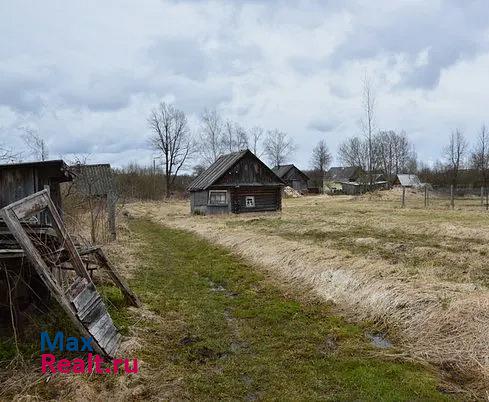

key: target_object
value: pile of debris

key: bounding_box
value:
[283,186,303,198]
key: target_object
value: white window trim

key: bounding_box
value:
[245,196,255,208]
[208,190,228,205]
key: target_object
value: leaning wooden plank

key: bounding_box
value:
[43,193,92,281]
[0,208,107,358]
[95,319,117,348]
[72,285,98,311]
[106,333,122,358]
[76,292,102,319]
[89,313,111,338]
[99,328,118,350]
[94,248,142,307]
[6,190,49,220]
[66,277,87,299]
[79,299,105,324]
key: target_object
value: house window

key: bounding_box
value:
[209,190,227,205]
[245,196,255,208]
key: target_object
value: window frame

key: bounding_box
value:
[245,196,255,208]
[208,190,228,205]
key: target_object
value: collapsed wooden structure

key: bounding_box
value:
[0,162,139,358]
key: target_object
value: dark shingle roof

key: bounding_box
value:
[188,149,284,191]
[327,166,362,181]
[272,164,310,181]
[71,164,116,196]
[272,164,294,178]
[187,150,249,191]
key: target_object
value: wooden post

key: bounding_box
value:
[107,194,116,241]
[401,187,405,208]
[424,186,428,208]
[481,186,484,207]
[450,185,454,209]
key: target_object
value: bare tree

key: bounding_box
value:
[310,140,331,175]
[234,124,249,150]
[443,129,468,187]
[338,136,368,170]
[200,108,225,165]
[22,128,49,161]
[263,129,296,167]
[224,120,236,153]
[471,124,489,188]
[149,102,194,198]
[223,120,249,153]
[374,130,417,180]
[249,126,264,156]
[0,143,17,163]
[361,73,376,183]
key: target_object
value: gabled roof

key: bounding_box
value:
[272,164,293,178]
[396,174,421,187]
[71,164,116,196]
[327,166,363,181]
[188,149,283,191]
[272,164,310,181]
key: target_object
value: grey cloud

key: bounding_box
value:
[148,37,208,81]
[0,67,53,113]
[307,119,340,133]
[328,1,489,89]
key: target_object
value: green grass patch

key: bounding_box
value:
[127,218,452,401]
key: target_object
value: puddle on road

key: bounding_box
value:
[366,333,393,349]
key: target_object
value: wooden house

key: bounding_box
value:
[272,164,310,193]
[188,149,285,215]
[324,166,364,194]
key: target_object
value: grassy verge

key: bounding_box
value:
[119,218,452,401]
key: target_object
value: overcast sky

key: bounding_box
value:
[1,0,489,170]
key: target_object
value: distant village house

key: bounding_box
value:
[188,150,284,215]
[272,164,309,193]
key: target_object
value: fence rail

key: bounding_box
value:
[399,185,489,210]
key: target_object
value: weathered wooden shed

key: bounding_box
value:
[188,149,285,215]
[0,160,74,330]
[0,160,74,218]
[272,164,310,193]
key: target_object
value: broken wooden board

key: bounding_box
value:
[67,277,121,357]
[0,190,125,358]
[92,247,141,308]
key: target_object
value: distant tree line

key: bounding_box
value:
[113,163,193,201]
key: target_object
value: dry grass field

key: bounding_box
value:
[129,189,489,394]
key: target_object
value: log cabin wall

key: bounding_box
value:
[229,186,281,213]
